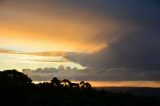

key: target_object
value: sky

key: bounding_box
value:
[0,0,160,82]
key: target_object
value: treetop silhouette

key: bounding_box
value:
[0,70,159,106]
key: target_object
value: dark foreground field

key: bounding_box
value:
[95,87,160,97]
[0,70,160,106]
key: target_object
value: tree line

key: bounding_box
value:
[0,69,160,106]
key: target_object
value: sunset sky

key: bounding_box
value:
[0,0,160,84]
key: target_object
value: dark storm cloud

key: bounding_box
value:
[71,68,160,81]
[50,0,160,27]
[66,29,160,70]
[64,0,160,80]
[6,0,158,26]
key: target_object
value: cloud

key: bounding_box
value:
[30,59,67,63]
[1,0,160,81]
[64,29,160,81]
[22,51,68,57]
[22,66,160,81]
[45,0,160,28]
[0,0,122,53]
[62,0,160,80]
[65,28,160,70]
[22,66,86,81]
[0,48,69,63]
[0,48,18,54]
[0,48,68,57]
[92,68,160,81]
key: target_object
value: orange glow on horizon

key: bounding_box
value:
[88,81,160,88]
[34,81,160,88]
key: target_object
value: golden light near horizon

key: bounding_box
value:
[0,0,122,71]
[88,81,160,88]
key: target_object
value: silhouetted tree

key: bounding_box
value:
[51,77,61,88]
[80,81,85,85]
[80,81,92,90]
[0,69,159,106]
[60,79,71,88]
[0,70,32,87]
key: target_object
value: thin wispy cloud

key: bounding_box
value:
[29,59,67,63]
[0,48,69,57]
[0,48,18,54]
[25,51,67,57]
